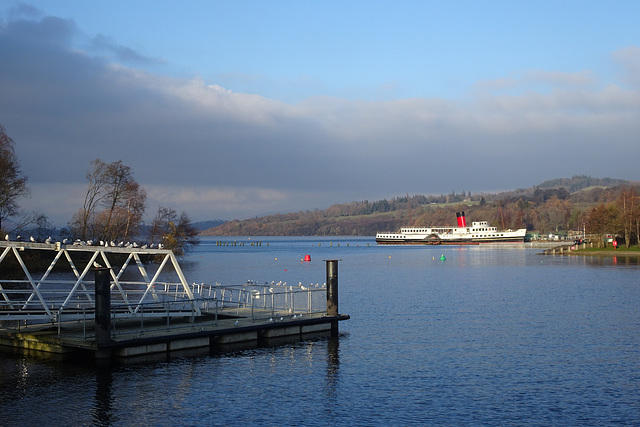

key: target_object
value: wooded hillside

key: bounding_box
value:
[201,176,640,246]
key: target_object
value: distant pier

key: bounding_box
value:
[539,241,594,255]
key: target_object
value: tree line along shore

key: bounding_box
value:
[202,176,640,250]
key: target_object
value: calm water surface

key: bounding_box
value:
[1,237,639,425]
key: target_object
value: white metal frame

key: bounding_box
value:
[0,241,197,322]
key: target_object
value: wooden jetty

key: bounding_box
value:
[0,241,349,360]
[0,308,349,360]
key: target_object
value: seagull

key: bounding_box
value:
[234,320,239,326]
[44,237,52,244]
[62,238,68,244]
[269,287,274,293]
[267,318,274,323]
[4,234,8,241]
[30,236,35,242]
[301,285,307,291]
[93,261,102,268]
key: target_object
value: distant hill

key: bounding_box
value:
[200,176,637,236]
[191,219,226,231]
[535,175,629,192]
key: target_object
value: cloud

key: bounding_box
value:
[473,69,597,94]
[1,11,639,226]
[89,34,165,65]
[144,185,295,219]
[612,46,640,89]
[8,3,41,20]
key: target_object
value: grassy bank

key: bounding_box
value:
[571,245,640,256]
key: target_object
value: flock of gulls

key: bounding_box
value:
[4,234,163,249]
[266,280,326,292]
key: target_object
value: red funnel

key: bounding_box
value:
[456,211,467,227]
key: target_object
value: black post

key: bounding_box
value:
[325,259,340,336]
[325,259,340,316]
[94,267,112,352]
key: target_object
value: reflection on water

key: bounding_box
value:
[1,237,640,425]
[93,367,114,427]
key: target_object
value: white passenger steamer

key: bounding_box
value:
[376,211,527,245]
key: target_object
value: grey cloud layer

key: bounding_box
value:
[1,13,639,223]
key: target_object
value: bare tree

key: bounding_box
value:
[149,206,199,256]
[71,159,109,239]
[100,161,135,241]
[587,203,619,247]
[0,124,29,231]
[70,159,146,242]
[616,186,638,248]
[121,181,147,239]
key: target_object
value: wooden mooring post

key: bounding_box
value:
[325,259,340,336]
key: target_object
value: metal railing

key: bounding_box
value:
[43,282,327,340]
[184,282,327,317]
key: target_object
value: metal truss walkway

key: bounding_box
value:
[0,241,196,323]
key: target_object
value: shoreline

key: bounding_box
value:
[568,249,640,257]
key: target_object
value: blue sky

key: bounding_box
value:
[18,1,635,101]
[1,1,639,226]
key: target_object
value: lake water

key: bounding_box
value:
[1,236,639,425]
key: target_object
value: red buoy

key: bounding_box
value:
[304,254,311,262]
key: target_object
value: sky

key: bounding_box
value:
[1,1,639,227]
